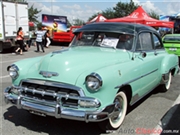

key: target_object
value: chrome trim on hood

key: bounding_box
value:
[39,71,59,78]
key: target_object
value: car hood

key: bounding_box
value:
[25,46,131,84]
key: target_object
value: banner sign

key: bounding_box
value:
[42,14,67,32]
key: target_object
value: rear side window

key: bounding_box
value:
[136,33,153,51]
[153,34,163,49]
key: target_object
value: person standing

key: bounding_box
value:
[35,27,45,53]
[45,30,51,48]
[15,27,24,55]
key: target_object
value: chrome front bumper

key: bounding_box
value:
[4,86,115,123]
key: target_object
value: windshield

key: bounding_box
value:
[71,32,135,50]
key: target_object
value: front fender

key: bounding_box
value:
[75,60,139,109]
[11,56,43,85]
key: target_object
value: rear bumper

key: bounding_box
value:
[4,86,115,123]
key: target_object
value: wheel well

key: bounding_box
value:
[117,85,132,105]
[170,68,175,76]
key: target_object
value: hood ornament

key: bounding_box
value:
[39,71,59,78]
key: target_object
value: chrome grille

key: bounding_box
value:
[20,80,84,108]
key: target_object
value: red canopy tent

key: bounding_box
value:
[86,14,107,24]
[105,6,174,28]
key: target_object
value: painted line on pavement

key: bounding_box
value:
[150,94,180,135]
[0,59,22,64]
[0,75,9,79]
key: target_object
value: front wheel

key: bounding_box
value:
[98,91,127,132]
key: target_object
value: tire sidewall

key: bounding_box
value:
[109,91,127,129]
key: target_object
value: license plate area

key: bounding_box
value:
[29,110,46,117]
[169,48,177,51]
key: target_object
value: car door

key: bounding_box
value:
[136,32,161,96]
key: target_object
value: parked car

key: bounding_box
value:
[162,34,180,62]
[4,22,179,132]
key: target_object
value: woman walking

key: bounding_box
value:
[15,27,24,55]
[45,30,51,48]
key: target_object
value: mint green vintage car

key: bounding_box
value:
[4,22,179,131]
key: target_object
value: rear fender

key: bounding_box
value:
[160,54,179,75]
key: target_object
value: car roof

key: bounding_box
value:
[74,22,157,35]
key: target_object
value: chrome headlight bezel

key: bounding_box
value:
[7,64,19,79]
[85,72,102,91]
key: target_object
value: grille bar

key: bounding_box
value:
[19,79,85,107]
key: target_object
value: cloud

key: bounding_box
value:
[166,2,180,15]
[28,2,104,24]
[141,1,164,15]
[63,4,81,10]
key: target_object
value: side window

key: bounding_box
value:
[153,34,163,49]
[136,33,153,51]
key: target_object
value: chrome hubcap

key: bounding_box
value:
[111,97,123,121]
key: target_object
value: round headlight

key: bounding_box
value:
[7,65,19,79]
[85,73,102,91]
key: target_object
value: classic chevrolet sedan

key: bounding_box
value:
[4,22,179,131]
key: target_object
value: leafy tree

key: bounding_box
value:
[28,4,41,24]
[36,22,42,29]
[102,8,116,19]
[148,10,159,19]
[67,19,72,28]
[88,0,139,21]
[88,0,160,23]
[87,8,115,22]
[113,0,139,17]
[73,18,85,26]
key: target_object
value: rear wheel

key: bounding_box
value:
[160,72,172,92]
[98,91,127,132]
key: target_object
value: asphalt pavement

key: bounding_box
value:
[151,84,180,135]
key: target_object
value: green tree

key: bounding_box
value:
[148,10,159,19]
[36,22,42,29]
[28,4,41,24]
[102,8,116,19]
[113,0,139,17]
[73,18,85,26]
[87,8,115,22]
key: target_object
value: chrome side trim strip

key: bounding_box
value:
[115,68,158,89]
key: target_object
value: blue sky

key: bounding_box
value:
[27,0,180,24]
